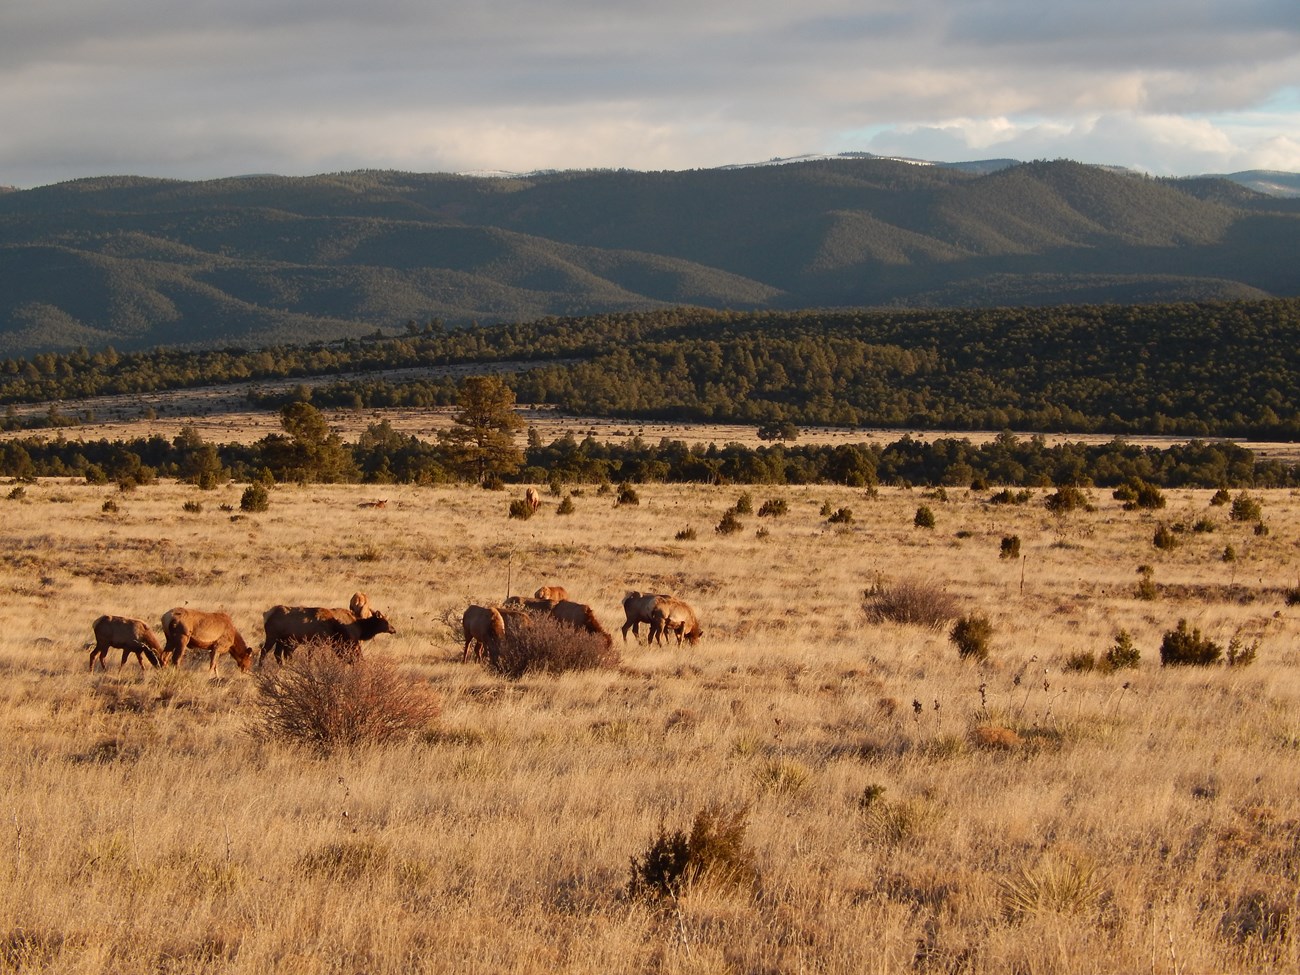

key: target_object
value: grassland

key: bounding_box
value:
[1,476,1298,973]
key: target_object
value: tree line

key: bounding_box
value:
[4,300,1300,439]
[0,393,1291,491]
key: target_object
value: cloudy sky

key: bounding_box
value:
[2,0,1298,187]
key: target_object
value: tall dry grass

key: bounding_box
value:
[0,478,1297,972]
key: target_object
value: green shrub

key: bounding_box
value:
[733,492,754,515]
[913,505,935,528]
[182,500,203,514]
[819,501,834,517]
[1160,620,1222,667]
[101,498,119,514]
[1210,487,1231,506]
[988,488,1032,505]
[1227,635,1259,668]
[716,509,744,535]
[950,613,993,661]
[757,498,788,517]
[675,526,697,541]
[1230,492,1262,522]
[1152,523,1178,551]
[827,506,854,525]
[1191,517,1216,533]
[6,486,25,501]
[1222,544,1237,563]
[1000,535,1021,560]
[1115,478,1166,510]
[556,495,575,515]
[1064,651,1096,673]
[507,498,534,520]
[1045,486,1091,514]
[1106,630,1141,670]
[1135,564,1158,600]
[615,482,640,506]
[627,805,756,900]
[240,483,270,513]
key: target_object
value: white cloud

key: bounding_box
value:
[1,1,1298,186]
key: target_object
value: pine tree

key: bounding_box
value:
[440,376,525,484]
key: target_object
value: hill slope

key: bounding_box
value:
[1,159,1297,353]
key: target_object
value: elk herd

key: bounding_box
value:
[89,587,702,675]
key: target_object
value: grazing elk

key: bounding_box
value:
[261,604,397,665]
[461,604,505,664]
[524,486,541,512]
[161,608,254,675]
[622,591,702,646]
[89,615,164,671]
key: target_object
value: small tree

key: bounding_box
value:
[241,483,270,513]
[1230,492,1262,522]
[914,505,935,529]
[1000,535,1021,560]
[439,375,525,485]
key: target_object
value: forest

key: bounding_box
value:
[5,299,1300,439]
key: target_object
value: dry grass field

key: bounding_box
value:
[2,475,1299,973]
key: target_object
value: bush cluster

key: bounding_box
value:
[862,579,959,629]
[491,611,619,680]
[1159,620,1222,667]
[254,647,440,753]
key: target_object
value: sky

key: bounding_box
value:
[2,1,1299,188]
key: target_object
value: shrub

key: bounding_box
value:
[1045,486,1091,513]
[1254,521,1269,536]
[1160,619,1222,667]
[182,500,203,514]
[1152,523,1178,551]
[1210,487,1232,506]
[1191,517,1216,533]
[862,578,959,629]
[556,495,575,515]
[240,483,270,513]
[6,485,25,500]
[674,526,697,541]
[492,611,619,680]
[757,498,788,517]
[819,501,834,517]
[1115,478,1166,510]
[1227,635,1259,668]
[1000,535,1021,560]
[913,505,935,528]
[507,498,535,520]
[1230,492,1262,522]
[1222,544,1237,563]
[1106,630,1141,670]
[989,488,1032,505]
[615,483,640,506]
[715,510,744,535]
[101,498,119,514]
[951,613,993,661]
[827,507,854,525]
[1064,651,1096,673]
[627,804,756,900]
[254,649,440,754]
[1135,564,1158,600]
[733,492,754,515]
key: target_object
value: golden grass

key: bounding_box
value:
[1,478,1299,972]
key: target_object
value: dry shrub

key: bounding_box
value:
[628,804,756,900]
[1001,854,1102,920]
[863,578,959,629]
[254,645,440,753]
[492,610,619,679]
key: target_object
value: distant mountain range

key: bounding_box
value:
[1,156,1298,355]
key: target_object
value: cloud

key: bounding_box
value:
[1,1,1298,186]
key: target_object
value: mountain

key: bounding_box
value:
[1,158,1298,354]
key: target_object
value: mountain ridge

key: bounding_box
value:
[1,157,1298,354]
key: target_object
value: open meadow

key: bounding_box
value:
[2,476,1299,973]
